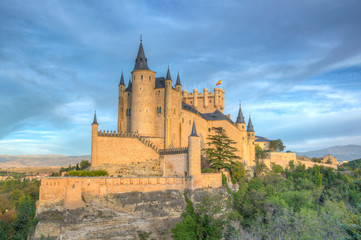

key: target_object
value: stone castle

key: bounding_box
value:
[37,40,257,210]
[91,39,256,170]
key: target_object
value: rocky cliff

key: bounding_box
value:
[33,188,228,240]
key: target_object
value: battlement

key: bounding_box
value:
[159,147,188,155]
[38,176,191,210]
[182,88,225,113]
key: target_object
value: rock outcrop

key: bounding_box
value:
[34,188,228,240]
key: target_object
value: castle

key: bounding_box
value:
[91,39,256,171]
[37,40,256,210]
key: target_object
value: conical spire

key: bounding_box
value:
[175,71,182,86]
[92,111,98,125]
[166,66,172,80]
[236,102,245,123]
[119,71,125,86]
[125,78,132,91]
[134,37,149,70]
[190,121,198,137]
[247,114,254,132]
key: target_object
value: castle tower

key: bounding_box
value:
[247,114,256,165]
[236,102,246,131]
[131,39,157,136]
[91,112,99,166]
[188,121,202,189]
[117,72,125,133]
[203,88,208,108]
[214,88,223,111]
[175,71,182,92]
[164,67,172,148]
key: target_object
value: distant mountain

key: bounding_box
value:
[296,145,361,162]
[0,154,90,168]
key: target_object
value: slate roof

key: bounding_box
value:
[236,103,245,123]
[176,72,182,86]
[155,77,165,89]
[190,121,198,137]
[92,111,98,125]
[255,136,270,142]
[119,72,125,86]
[134,41,150,70]
[247,115,255,132]
[166,67,172,80]
[202,109,235,125]
[125,79,132,92]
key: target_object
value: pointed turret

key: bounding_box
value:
[92,111,98,125]
[166,66,172,80]
[247,114,254,132]
[236,103,245,124]
[134,38,149,70]
[125,78,132,91]
[190,121,198,137]
[175,71,182,86]
[119,71,125,86]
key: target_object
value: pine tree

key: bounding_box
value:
[203,127,241,172]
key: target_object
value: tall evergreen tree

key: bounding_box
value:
[203,127,241,172]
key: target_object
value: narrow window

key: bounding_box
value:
[141,75,143,79]
[208,128,211,132]
[149,76,151,80]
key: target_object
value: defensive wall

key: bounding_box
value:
[263,152,337,169]
[182,88,225,113]
[38,173,222,210]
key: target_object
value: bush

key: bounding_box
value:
[67,170,108,177]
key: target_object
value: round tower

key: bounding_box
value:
[130,39,157,136]
[188,121,202,189]
[164,67,172,148]
[91,112,99,167]
[117,72,125,133]
[247,114,256,166]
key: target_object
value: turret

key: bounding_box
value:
[214,88,221,111]
[236,102,246,131]
[117,72,125,132]
[193,89,198,107]
[91,111,99,167]
[247,114,256,166]
[131,38,157,136]
[175,71,182,92]
[164,66,172,148]
[203,88,208,108]
[188,121,202,189]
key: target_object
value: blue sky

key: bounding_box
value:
[0,0,361,155]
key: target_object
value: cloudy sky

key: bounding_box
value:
[0,0,361,155]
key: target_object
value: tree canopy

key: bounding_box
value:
[269,139,286,152]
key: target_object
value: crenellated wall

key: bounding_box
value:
[182,88,225,113]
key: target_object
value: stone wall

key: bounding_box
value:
[163,153,188,176]
[201,173,222,188]
[92,135,159,167]
[38,177,191,211]
[263,152,337,170]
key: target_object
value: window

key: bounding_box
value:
[141,75,143,79]
[149,76,151,80]
[126,109,131,116]
[208,128,211,132]
[242,126,244,129]
[157,107,162,114]
[182,118,184,123]
[189,120,191,125]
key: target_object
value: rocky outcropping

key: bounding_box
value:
[34,188,228,240]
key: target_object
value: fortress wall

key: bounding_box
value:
[38,176,190,208]
[163,153,188,176]
[201,173,222,188]
[265,152,337,169]
[93,136,159,166]
[180,110,208,148]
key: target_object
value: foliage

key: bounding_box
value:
[201,168,217,173]
[311,157,322,163]
[67,169,108,177]
[203,127,245,183]
[269,139,285,152]
[172,192,225,240]
[52,160,91,176]
[255,145,267,160]
[340,158,361,171]
[203,127,240,172]
[0,179,40,239]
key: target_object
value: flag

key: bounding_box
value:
[216,80,222,86]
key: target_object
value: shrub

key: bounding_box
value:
[68,170,108,177]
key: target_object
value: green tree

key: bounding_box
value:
[79,160,91,170]
[269,139,286,152]
[255,145,267,160]
[203,127,241,172]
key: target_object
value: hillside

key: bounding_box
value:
[0,155,90,168]
[296,144,361,162]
